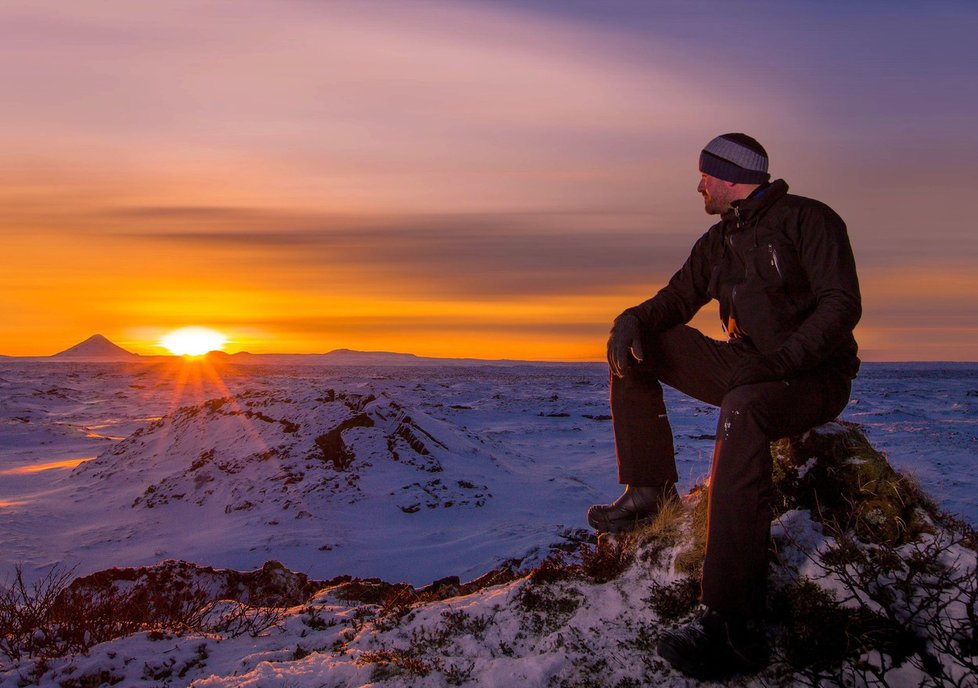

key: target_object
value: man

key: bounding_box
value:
[587,133,860,680]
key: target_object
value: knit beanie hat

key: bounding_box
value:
[699,133,770,184]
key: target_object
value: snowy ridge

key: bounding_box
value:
[58,385,505,582]
[75,387,490,515]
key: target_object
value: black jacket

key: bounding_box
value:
[626,179,861,378]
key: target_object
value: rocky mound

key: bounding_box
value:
[71,387,494,518]
[69,560,323,609]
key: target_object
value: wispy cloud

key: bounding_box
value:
[102,208,694,297]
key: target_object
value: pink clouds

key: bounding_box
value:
[0,0,766,213]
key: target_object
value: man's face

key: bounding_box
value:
[697,173,735,215]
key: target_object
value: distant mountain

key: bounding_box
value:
[316,348,556,367]
[52,334,138,360]
[322,348,423,364]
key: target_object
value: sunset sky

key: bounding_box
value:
[2,1,976,361]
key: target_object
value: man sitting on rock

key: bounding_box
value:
[587,133,861,680]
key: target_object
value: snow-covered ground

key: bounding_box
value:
[1,359,976,687]
[1,360,975,586]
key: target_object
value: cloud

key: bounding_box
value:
[0,0,777,215]
[200,313,605,337]
[103,206,697,298]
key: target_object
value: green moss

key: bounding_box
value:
[771,421,935,546]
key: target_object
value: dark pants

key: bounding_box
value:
[610,325,851,617]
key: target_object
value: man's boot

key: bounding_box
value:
[657,607,769,680]
[586,484,678,533]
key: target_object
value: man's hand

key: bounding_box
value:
[607,314,645,378]
[728,351,791,390]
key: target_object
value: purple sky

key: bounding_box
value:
[1,1,976,359]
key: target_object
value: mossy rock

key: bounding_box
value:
[771,421,934,545]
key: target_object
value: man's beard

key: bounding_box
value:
[703,194,726,215]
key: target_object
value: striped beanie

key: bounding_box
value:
[699,133,770,184]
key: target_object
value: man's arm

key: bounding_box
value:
[623,229,718,333]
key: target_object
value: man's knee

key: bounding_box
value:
[718,382,784,435]
[647,326,733,406]
[721,382,768,408]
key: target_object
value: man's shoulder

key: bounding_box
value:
[766,189,850,251]
[773,188,843,222]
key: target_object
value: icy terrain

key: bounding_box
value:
[844,362,978,523]
[0,360,975,586]
[0,359,976,687]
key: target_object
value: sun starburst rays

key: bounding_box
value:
[150,355,275,482]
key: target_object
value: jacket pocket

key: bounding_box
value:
[760,239,805,289]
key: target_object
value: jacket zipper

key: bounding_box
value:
[768,243,782,278]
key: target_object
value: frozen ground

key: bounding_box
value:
[0,359,975,587]
[844,362,978,523]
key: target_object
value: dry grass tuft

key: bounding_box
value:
[633,492,686,545]
[620,489,701,573]
[527,551,576,585]
[0,563,289,666]
[672,485,709,577]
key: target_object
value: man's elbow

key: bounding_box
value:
[851,300,863,328]
[817,291,861,330]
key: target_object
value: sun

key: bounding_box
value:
[160,326,228,356]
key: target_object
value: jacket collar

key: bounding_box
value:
[723,179,789,229]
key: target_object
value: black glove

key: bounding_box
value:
[607,314,645,378]
[728,351,791,390]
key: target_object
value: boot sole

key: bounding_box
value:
[586,512,654,534]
